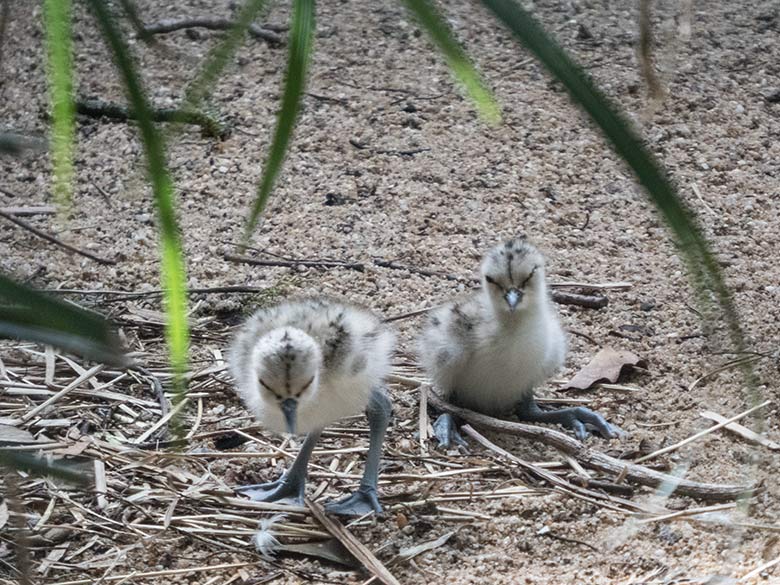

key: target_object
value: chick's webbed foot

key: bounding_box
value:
[236,472,305,505]
[325,485,383,517]
[432,413,468,449]
[324,388,390,517]
[516,398,622,440]
[236,430,322,505]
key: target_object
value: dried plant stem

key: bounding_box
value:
[638,0,665,103]
[635,400,771,463]
[428,392,751,501]
[6,473,32,585]
[0,209,116,264]
[307,499,401,585]
[141,17,283,44]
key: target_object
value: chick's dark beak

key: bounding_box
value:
[280,398,298,434]
[505,288,522,311]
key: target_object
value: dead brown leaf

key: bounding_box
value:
[563,347,646,391]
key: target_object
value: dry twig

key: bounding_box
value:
[225,253,365,272]
[700,410,780,451]
[140,17,283,44]
[0,206,56,216]
[638,0,665,104]
[76,98,228,138]
[635,400,771,463]
[427,392,751,501]
[306,499,401,585]
[0,209,116,265]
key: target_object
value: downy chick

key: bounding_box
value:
[419,238,620,446]
[230,297,395,516]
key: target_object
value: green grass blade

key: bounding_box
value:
[42,0,76,210]
[0,451,90,483]
[0,273,125,365]
[182,0,270,112]
[480,0,750,376]
[401,0,500,125]
[243,0,315,243]
[86,0,190,428]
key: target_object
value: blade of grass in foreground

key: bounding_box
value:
[0,273,125,365]
[182,0,270,112]
[402,0,501,125]
[243,0,315,243]
[480,0,754,398]
[162,0,271,143]
[42,0,76,210]
[86,0,190,433]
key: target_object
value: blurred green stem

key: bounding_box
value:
[43,0,76,210]
[243,0,314,243]
[86,0,190,434]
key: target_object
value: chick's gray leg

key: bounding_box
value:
[237,429,322,504]
[432,413,468,449]
[515,395,621,440]
[325,388,391,516]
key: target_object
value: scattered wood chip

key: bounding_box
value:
[0,500,8,530]
[398,531,454,561]
[38,542,69,576]
[0,424,36,445]
[564,347,646,391]
[21,364,104,422]
[283,539,358,567]
[94,460,108,509]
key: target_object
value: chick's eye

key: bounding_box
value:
[520,266,538,288]
[484,275,501,288]
[294,376,315,397]
[259,378,281,399]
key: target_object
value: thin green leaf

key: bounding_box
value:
[480,0,753,395]
[43,0,76,209]
[0,273,125,365]
[402,0,500,125]
[0,451,89,483]
[160,0,271,143]
[243,0,315,243]
[86,0,190,430]
[182,0,270,112]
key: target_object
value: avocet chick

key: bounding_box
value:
[419,237,620,447]
[229,297,395,516]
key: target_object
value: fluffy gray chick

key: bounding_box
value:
[230,297,395,516]
[419,238,620,446]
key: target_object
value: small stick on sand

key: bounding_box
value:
[0,209,116,265]
[306,499,401,585]
[140,17,283,44]
[635,400,771,463]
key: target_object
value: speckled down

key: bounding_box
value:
[229,297,395,433]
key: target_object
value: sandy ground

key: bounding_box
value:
[2,0,780,583]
